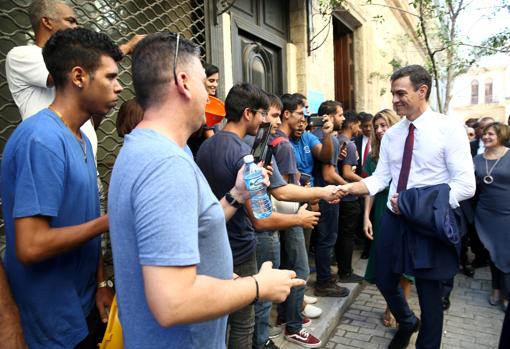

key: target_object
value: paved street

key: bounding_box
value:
[326,267,505,348]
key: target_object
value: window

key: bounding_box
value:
[471,80,479,104]
[485,79,493,104]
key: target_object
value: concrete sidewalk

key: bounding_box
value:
[326,266,505,348]
[271,251,367,348]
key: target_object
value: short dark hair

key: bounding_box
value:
[204,63,219,78]
[280,93,304,115]
[292,93,307,103]
[267,94,283,111]
[132,32,200,109]
[225,83,269,122]
[317,100,342,116]
[390,65,432,101]
[43,27,122,89]
[341,111,360,130]
[358,112,373,124]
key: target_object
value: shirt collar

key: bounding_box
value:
[404,107,432,130]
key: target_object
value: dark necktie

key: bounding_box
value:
[396,123,415,193]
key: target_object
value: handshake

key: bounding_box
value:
[321,183,356,204]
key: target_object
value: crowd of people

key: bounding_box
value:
[1,1,510,349]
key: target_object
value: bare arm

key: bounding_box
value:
[119,34,146,56]
[248,201,320,231]
[341,181,370,196]
[342,164,363,183]
[0,262,27,349]
[363,195,375,240]
[322,163,347,185]
[95,254,114,323]
[142,261,304,327]
[14,215,108,264]
[270,184,340,203]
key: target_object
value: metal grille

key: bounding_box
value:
[0,0,207,253]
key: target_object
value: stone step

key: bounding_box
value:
[272,250,368,348]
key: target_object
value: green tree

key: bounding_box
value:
[317,0,507,113]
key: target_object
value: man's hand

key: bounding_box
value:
[320,185,342,204]
[96,286,114,323]
[254,261,305,303]
[337,184,350,199]
[322,115,334,135]
[363,216,374,240]
[119,34,146,56]
[390,193,401,215]
[297,204,320,229]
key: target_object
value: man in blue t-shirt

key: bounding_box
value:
[1,28,122,348]
[290,95,335,186]
[109,34,304,349]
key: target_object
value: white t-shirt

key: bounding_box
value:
[6,45,98,160]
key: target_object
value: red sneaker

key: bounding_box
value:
[284,328,321,348]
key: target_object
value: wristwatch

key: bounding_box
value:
[225,191,243,208]
[97,280,114,289]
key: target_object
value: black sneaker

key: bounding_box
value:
[314,280,350,297]
[264,339,280,349]
[338,272,364,283]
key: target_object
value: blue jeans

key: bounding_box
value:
[315,201,339,283]
[228,252,257,349]
[277,226,310,332]
[253,231,281,349]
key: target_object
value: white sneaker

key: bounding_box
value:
[302,304,322,319]
[303,295,318,304]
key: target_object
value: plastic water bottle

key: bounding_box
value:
[243,154,272,219]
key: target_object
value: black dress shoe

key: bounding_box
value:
[442,297,451,311]
[388,318,420,349]
[462,264,475,278]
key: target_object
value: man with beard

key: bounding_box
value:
[339,65,475,349]
[311,100,350,297]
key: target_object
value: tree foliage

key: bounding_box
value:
[317,0,509,114]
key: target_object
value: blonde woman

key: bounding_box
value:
[362,109,414,327]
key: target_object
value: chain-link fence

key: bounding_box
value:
[0,0,207,255]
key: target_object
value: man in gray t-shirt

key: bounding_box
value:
[108,33,304,349]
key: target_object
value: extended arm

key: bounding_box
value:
[119,34,146,56]
[142,261,303,327]
[14,215,108,264]
[270,183,340,203]
[247,201,319,231]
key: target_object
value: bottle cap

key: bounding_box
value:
[243,154,254,163]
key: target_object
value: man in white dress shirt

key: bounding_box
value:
[339,65,475,349]
[6,0,143,160]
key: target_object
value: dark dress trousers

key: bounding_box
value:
[375,184,460,349]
